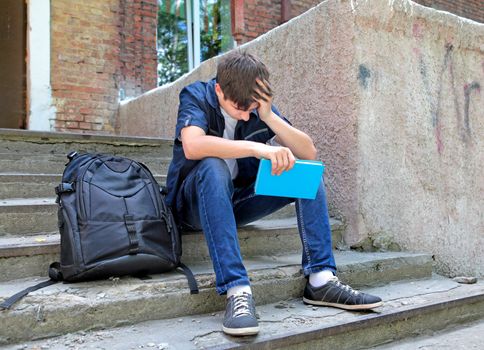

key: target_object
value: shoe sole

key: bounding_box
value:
[222,325,260,336]
[303,297,383,310]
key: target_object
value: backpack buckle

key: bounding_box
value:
[55,182,76,196]
[67,151,78,161]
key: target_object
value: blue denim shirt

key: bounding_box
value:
[165,78,290,210]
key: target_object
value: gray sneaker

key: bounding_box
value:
[303,276,383,310]
[222,292,259,336]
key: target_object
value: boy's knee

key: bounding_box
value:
[196,157,232,183]
[198,157,229,172]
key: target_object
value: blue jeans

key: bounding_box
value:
[175,157,337,295]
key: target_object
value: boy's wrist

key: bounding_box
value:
[259,110,276,123]
[249,140,266,159]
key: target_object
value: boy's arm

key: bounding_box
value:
[264,113,317,160]
[255,80,317,160]
[181,126,296,175]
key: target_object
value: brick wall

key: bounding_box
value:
[233,0,281,44]
[245,0,282,42]
[290,0,321,18]
[234,0,482,45]
[50,0,157,133]
[232,0,326,44]
[233,0,337,44]
[413,0,484,23]
[118,0,158,98]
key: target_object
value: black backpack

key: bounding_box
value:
[1,152,198,310]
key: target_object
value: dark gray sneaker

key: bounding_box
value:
[303,276,383,310]
[222,292,259,336]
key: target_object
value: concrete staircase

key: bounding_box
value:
[0,129,482,348]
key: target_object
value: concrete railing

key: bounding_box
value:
[117,0,484,278]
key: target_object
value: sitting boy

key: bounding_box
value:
[165,51,382,336]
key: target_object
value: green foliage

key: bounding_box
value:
[157,8,189,86]
[200,1,221,61]
[157,0,234,86]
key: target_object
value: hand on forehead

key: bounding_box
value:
[253,78,272,102]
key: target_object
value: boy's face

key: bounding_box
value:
[215,83,259,122]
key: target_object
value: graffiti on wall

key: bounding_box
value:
[463,82,481,140]
[414,38,481,154]
[358,64,371,89]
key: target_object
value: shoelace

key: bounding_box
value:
[232,293,253,318]
[328,276,360,296]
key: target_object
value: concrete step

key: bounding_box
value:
[371,318,484,350]
[0,173,167,199]
[0,197,297,236]
[0,198,58,236]
[0,153,171,177]
[0,251,433,345]
[0,217,343,281]
[0,129,173,174]
[3,274,481,350]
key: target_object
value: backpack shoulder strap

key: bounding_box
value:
[1,262,199,310]
[0,262,62,310]
[0,279,57,310]
[177,262,199,294]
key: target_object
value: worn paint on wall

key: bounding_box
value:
[28,0,56,131]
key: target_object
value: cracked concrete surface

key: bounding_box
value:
[0,251,433,345]
[371,319,484,350]
[2,275,482,350]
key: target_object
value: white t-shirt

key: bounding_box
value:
[219,108,281,180]
[220,108,239,179]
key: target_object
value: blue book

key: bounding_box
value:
[254,159,324,199]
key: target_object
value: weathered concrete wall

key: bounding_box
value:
[118,0,484,277]
[353,0,483,277]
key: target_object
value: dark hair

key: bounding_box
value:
[216,51,272,110]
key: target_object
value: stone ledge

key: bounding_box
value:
[0,251,432,344]
[8,274,482,349]
[0,217,344,281]
[0,128,171,146]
